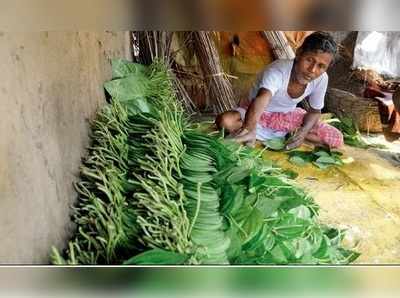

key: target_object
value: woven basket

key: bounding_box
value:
[325,88,383,133]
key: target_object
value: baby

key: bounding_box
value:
[215,110,243,135]
[215,109,257,146]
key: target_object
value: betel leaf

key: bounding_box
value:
[313,150,331,158]
[220,184,235,214]
[288,150,315,163]
[227,166,251,184]
[230,185,246,215]
[289,156,308,167]
[249,170,267,193]
[288,205,312,220]
[282,169,299,180]
[224,218,243,261]
[337,248,361,263]
[278,241,298,262]
[272,213,309,240]
[123,248,189,265]
[232,203,253,225]
[242,208,264,241]
[312,235,330,259]
[315,156,337,164]
[264,137,286,151]
[263,175,289,187]
[291,238,314,260]
[104,75,148,100]
[242,224,268,252]
[221,184,245,215]
[256,197,285,217]
[111,59,148,79]
[269,244,289,264]
[263,230,275,251]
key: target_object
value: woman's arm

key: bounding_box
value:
[286,108,321,150]
[233,88,272,143]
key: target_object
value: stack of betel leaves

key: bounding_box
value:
[288,148,344,169]
[264,137,345,170]
[51,59,359,265]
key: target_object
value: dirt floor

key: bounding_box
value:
[263,137,400,264]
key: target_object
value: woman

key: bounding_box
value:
[216,31,343,150]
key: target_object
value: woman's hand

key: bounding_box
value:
[230,128,257,147]
[286,129,307,150]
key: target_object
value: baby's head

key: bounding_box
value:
[215,111,243,135]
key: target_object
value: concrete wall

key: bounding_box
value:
[0,31,131,263]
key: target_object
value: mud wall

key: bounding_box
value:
[0,31,131,263]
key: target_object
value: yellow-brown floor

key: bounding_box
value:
[263,144,400,264]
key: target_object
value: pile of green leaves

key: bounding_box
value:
[288,148,344,169]
[51,59,359,265]
[327,117,386,149]
[211,141,358,264]
[264,137,286,151]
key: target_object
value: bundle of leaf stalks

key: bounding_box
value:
[192,31,236,113]
[51,59,359,265]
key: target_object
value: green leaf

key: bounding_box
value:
[313,150,331,158]
[269,244,289,264]
[315,156,337,164]
[224,218,243,261]
[227,166,251,184]
[264,138,286,151]
[282,169,299,180]
[263,231,276,251]
[249,170,267,193]
[221,184,245,215]
[342,117,354,129]
[111,59,148,79]
[256,197,285,217]
[123,249,189,265]
[104,75,147,100]
[232,203,253,224]
[288,150,315,163]
[289,156,308,166]
[312,235,329,259]
[242,208,264,241]
[242,224,268,252]
[291,238,314,260]
[288,205,312,220]
[337,248,361,263]
[273,214,309,240]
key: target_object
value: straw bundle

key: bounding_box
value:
[133,31,196,113]
[263,31,295,60]
[192,31,236,113]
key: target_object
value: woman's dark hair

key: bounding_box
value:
[298,31,337,56]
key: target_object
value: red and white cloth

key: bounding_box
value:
[258,108,343,148]
[237,105,344,148]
